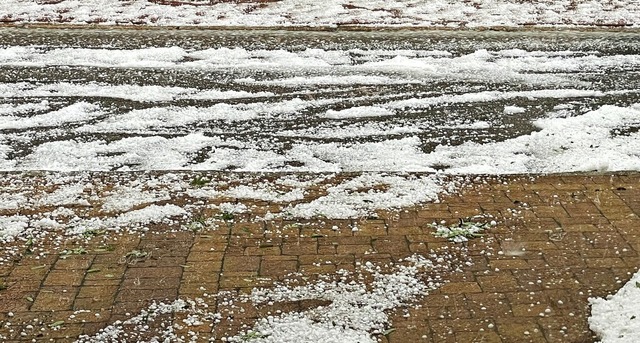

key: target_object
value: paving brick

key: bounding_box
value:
[31,287,78,311]
[386,324,431,343]
[511,303,555,317]
[556,216,612,227]
[409,242,429,253]
[372,236,409,255]
[538,316,594,343]
[495,319,546,343]
[530,205,569,218]
[440,282,482,294]
[121,287,173,303]
[417,210,453,219]
[178,273,219,295]
[336,244,373,255]
[573,268,622,291]
[43,269,85,287]
[244,245,281,255]
[259,258,297,276]
[73,295,115,310]
[584,257,627,268]
[455,331,503,343]
[222,256,261,272]
[490,258,530,270]
[281,239,317,255]
[389,225,426,235]
[3,172,640,343]
[190,240,228,252]
[448,205,484,217]
[317,244,337,254]
[298,254,355,266]
[563,203,602,217]
[299,264,336,274]
[423,305,473,320]
[465,293,512,318]
[124,266,182,279]
[186,251,225,262]
[504,291,547,305]
[321,236,371,245]
[476,274,519,292]
[353,221,388,236]
[543,251,585,268]
[121,276,181,290]
[407,234,445,243]
[218,274,269,289]
[53,256,94,270]
[10,265,51,279]
[76,285,118,299]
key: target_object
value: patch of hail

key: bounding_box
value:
[589,268,640,343]
[75,249,467,343]
[0,172,454,261]
[281,173,451,219]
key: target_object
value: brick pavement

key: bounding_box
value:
[0,172,639,342]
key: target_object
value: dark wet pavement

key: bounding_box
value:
[0,28,639,170]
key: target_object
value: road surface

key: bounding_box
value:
[0,28,639,173]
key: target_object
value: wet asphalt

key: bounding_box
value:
[0,28,639,167]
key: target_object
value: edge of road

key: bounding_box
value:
[0,170,638,178]
[1,22,640,33]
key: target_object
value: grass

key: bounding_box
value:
[241,331,269,341]
[193,215,207,225]
[81,229,106,238]
[383,328,396,338]
[122,249,150,264]
[185,214,210,232]
[429,218,491,243]
[282,222,300,230]
[94,245,115,252]
[125,250,148,259]
[190,176,210,188]
[220,211,235,222]
[49,320,65,329]
[25,236,34,254]
[61,247,87,256]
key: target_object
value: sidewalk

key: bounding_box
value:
[1,0,639,29]
[1,172,638,342]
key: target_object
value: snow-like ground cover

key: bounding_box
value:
[0,170,469,343]
[3,97,639,172]
[71,251,466,343]
[0,171,457,265]
[590,270,640,343]
[0,82,274,102]
[1,31,640,342]
[0,0,639,28]
[0,45,639,173]
[2,46,639,80]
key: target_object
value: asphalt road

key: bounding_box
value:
[0,28,639,171]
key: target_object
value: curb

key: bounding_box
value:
[2,22,640,33]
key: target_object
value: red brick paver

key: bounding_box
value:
[0,172,638,342]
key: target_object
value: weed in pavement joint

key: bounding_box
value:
[121,249,151,265]
[220,211,235,222]
[430,218,492,243]
[61,247,87,258]
[190,176,210,188]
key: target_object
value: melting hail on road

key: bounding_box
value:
[0,29,639,174]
